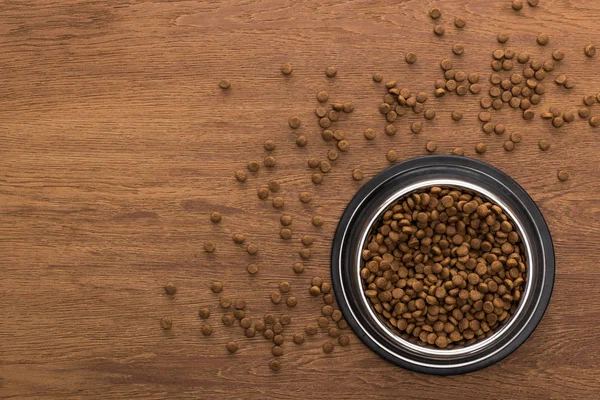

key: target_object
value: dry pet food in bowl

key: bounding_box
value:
[331,156,554,375]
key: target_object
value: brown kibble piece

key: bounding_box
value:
[405,52,417,64]
[235,170,247,182]
[312,215,324,227]
[537,33,549,46]
[475,143,487,154]
[452,147,464,156]
[326,66,337,77]
[454,16,466,28]
[352,169,364,181]
[299,192,312,204]
[226,341,238,354]
[264,156,276,167]
[504,141,515,152]
[165,283,177,295]
[497,33,509,44]
[434,25,445,36]
[232,233,245,244]
[160,317,172,330]
[201,324,213,336]
[386,150,398,162]
[322,340,334,353]
[557,169,570,181]
[281,63,293,75]
[539,139,550,151]
[585,44,596,57]
[453,44,465,55]
[279,281,291,293]
[219,79,230,89]
[429,7,441,19]
[512,0,523,10]
[272,197,284,209]
[247,263,259,275]
[426,141,437,153]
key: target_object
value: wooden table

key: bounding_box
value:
[2,0,599,398]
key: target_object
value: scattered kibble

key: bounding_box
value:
[204,240,216,253]
[475,143,488,154]
[226,341,238,354]
[426,141,437,153]
[429,7,441,19]
[405,52,417,64]
[326,66,337,77]
[584,44,596,57]
[289,116,301,129]
[211,281,223,293]
[537,33,549,46]
[247,263,259,275]
[164,283,177,295]
[218,79,230,89]
[312,215,324,227]
[558,169,570,181]
[512,0,523,11]
[386,150,398,162]
[322,340,334,353]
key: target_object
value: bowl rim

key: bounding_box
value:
[331,155,555,375]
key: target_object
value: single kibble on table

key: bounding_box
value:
[309,285,321,296]
[273,334,284,345]
[424,109,436,120]
[218,79,230,89]
[222,314,234,326]
[164,283,177,295]
[322,340,335,354]
[452,147,465,156]
[456,85,468,96]
[289,116,301,129]
[247,263,259,275]
[482,123,495,134]
[563,111,575,123]
[584,44,596,57]
[199,307,210,319]
[452,44,465,55]
[493,49,505,60]
[338,335,351,347]
[590,116,600,127]
[293,262,304,274]
[305,324,318,336]
[268,180,281,193]
[497,32,509,44]
[558,169,570,181]
[245,327,256,338]
[385,125,396,137]
[264,139,276,151]
[552,117,565,128]
[315,106,327,118]
[328,110,340,122]
[279,281,291,293]
[301,234,313,246]
[434,25,445,36]
[495,124,506,135]
[272,196,284,208]
[226,341,238,354]
[299,192,312,204]
[426,141,437,153]
[220,297,232,308]
[429,7,441,19]
[351,168,364,181]
[454,16,466,28]
[512,0,523,10]
[317,91,329,103]
[451,110,463,121]
[329,327,341,338]
[333,129,344,141]
[233,309,245,320]
[312,215,324,227]
[510,132,522,143]
[280,228,292,240]
[235,170,247,182]
[539,139,550,151]
[160,317,172,330]
[321,282,331,294]
[579,107,591,119]
[271,291,282,304]
[247,161,260,172]
[528,0,539,6]
[280,215,293,226]
[312,173,324,184]
[263,329,274,340]
[386,150,398,163]
[281,63,293,75]
[504,141,515,152]
[317,316,329,328]
[564,77,576,89]
[201,324,213,337]
[296,135,308,147]
[435,88,446,97]
[240,317,252,329]
[264,156,276,167]
[523,109,535,120]
[364,128,376,140]
[475,143,488,154]
[299,248,311,259]
[373,73,383,82]
[232,233,245,244]
[286,296,298,308]
[338,140,350,152]
[293,332,305,345]
[320,161,332,173]
[332,103,344,111]
[322,129,334,141]
[234,299,246,310]
[537,32,549,45]
[204,240,216,253]
[269,359,281,372]
[308,158,320,169]
[280,314,292,325]
[411,121,423,134]
[326,66,337,77]
[440,58,453,71]
[405,52,417,64]
[210,211,222,224]
[584,95,596,107]
[552,49,565,61]
[342,102,354,113]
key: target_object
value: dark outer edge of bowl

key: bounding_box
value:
[331,155,555,375]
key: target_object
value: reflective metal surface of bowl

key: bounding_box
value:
[331,156,554,375]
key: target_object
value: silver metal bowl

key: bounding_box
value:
[331,156,554,375]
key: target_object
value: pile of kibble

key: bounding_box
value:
[154,2,599,372]
[360,186,526,348]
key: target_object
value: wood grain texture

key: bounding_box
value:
[1,0,600,398]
